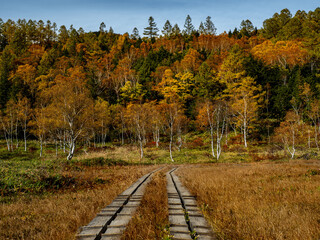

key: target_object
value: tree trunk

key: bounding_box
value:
[169,125,174,162]
[55,139,58,158]
[210,126,215,158]
[23,128,27,152]
[243,120,247,148]
[314,125,319,150]
[67,140,75,161]
[156,129,160,148]
[121,124,124,145]
[217,139,221,160]
[139,139,143,161]
[15,120,19,148]
[40,140,43,157]
[4,132,10,151]
[63,131,66,153]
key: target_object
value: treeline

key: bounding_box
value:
[0,8,320,160]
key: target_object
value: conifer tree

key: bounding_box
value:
[204,16,217,35]
[0,47,13,109]
[143,16,159,38]
[172,24,181,35]
[162,20,173,36]
[199,22,205,35]
[131,27,140,39]
[183,15,195,35]
[99,22,106,33]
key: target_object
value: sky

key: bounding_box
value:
[0,0,319,35]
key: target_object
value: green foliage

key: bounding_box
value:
[0,47,14,108]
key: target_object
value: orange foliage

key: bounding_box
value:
[180,48,202,73]
[251,40,309,68]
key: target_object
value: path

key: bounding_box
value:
[77,167,216,240]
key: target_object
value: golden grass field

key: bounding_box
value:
[2,141,320,240]
[177,160,320,240]
[0,165,157,240]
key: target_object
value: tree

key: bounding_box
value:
[29,105,49,157]
[199,22,205,35]
[15,64,38,97]
[131,27,140,39]
[194,62,221,99]
[0,99,18,151]
[162,20,173,37]
[204,16,217,35]
[159,102,184,161]
[17,96,31,151]
[251,40,308,84]
[239,19,254,37]
[180,48,202,73]
[219,45,264,147]
[143,16,159,38]
[262,8,292,39]
[93,98,111,146]
[172,24,181,35]
[156,70,187,161]
[156,69,195,104]
[120,81,145,104]
[99,22,106,33]
[145,101,164,148]
[0,47,13,108]
[47,67,94,160]
[125,103,147,161]
[183,15,195,35]
[273,111,304,158]
[197,100,227,160]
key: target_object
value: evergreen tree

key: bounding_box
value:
[199,22,205,35]
[58,25,69,44]
[183,15,195,35]
[0,47,13,108]
[143,16,159,38]
[204,16,217,35]
[0,18,6,51]
[131,27,140,39]
[162,20,173,37]
[172,24,181,35]
[99,22,106,33]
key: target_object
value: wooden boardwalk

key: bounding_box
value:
[77,167,216,240]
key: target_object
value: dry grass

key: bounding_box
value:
[0,165,156,240]
[121,168,170,240]
[177,160,320,240]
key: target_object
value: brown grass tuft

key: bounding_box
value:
[121,168,170,240]
[177,161,320,240]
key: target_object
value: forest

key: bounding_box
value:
[0,8,320,161]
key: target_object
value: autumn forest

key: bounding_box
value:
[0,8,320,161]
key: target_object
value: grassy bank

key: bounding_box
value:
[178,161,320,239]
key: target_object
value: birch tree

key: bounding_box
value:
[219,45,263,147]
[0,99,18,151]
[125,103,147,161]
[273,111,304,158]
[17,96,31,151]
[48,66,94,160]
[197,100,227,160]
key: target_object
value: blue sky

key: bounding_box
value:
[1,0,319,34]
